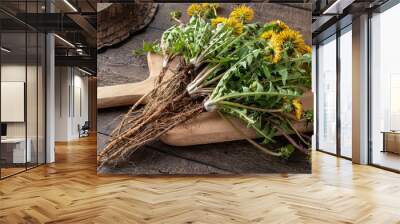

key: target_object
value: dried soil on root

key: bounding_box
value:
[98,62,205,168]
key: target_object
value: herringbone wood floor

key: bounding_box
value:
[1,136,400,224]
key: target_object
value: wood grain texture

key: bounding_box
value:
[1,136,400,223]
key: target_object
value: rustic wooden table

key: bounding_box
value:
[97,3,312,175]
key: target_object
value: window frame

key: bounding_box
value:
[315,23,353,161]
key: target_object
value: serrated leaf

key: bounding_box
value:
[278,69,288,85]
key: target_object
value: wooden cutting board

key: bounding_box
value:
[98,53,313,146]
[160,111,312,146]
[98,54,177,108]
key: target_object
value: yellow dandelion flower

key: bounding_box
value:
[229,5,254,23]
[275,20,289,30]
[292,99,303,120]
[276,29,304,48]
[305,45,312,53]
[187,4,203,17]
[272,48,282,64]
[260,30,275,40]
[211,17,243,34]
[224,17,244,35]
[299,44,312,54]
[211,16,227,27]
[271,29,306,63]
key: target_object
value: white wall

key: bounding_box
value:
[72,73,89,138]
[1,82,25,122]
[54,67,89,141]
[55,66,69,141]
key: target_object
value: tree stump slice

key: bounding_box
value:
[97,3,158,50]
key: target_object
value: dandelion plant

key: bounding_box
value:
[99,4,313,167]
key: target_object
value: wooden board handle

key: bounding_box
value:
[98,53,176,109]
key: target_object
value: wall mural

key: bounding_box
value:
[97,2,313,175]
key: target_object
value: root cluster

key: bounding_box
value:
[98,61,205,168]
